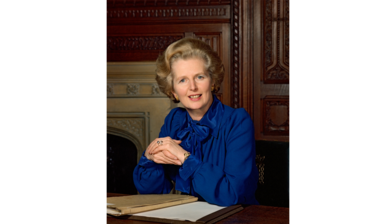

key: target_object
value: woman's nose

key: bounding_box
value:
[189,80,197,91]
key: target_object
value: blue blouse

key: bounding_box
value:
[133,95,259,206]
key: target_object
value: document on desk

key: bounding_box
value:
[131,201,227,222]
[107,194,198,216]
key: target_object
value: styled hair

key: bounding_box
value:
[155,37,224,103]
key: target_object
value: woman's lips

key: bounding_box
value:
[189,94,202,101]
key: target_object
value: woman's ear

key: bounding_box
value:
[171,91,178,101]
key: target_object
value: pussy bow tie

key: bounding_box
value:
[175,120,210,195]
[176,120,210,161]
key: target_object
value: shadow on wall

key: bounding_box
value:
[255,141,289,208]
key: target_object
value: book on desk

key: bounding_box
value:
[107,194,243,224]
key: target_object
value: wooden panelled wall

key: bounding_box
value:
[107,0,289,142]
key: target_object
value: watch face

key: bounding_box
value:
[184,152,190,161]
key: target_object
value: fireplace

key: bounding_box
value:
[107,62,179,194]
[107,133,137,194]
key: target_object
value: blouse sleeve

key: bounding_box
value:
[178,109,258,206]
[132,108,183,194]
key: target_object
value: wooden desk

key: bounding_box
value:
[107,194,289,224]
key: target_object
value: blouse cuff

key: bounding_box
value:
[179,156,202,181]
[138,153,159,168]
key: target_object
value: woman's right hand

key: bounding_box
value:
[144,138,182,165]
[145,150,182,165]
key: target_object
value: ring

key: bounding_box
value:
[157,140,163,146]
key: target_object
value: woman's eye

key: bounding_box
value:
[197,75,204,80]
[179,79,185,83]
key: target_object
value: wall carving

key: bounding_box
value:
[127,83,140,95]
[108,7,227,18]
[256,154,265,184]
[107,84,114,96]
[107,118,144,141]
[263,97,289,135]
[107,36,182,51]
[152,83,161,95]
[263,0,289,84]
[107,112,150,163]
[284,0,289,66]
[193,34,220,55]
[107,0,231,7]
[107,82,166,97]
[232,0,240,108]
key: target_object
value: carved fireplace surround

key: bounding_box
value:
[107,62,178,163]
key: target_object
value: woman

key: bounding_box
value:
[133,38,258,206]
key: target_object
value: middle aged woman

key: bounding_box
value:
[133,37,259,206]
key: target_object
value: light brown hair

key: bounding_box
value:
[155,37,224,103]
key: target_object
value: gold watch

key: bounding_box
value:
[183,152,191,162]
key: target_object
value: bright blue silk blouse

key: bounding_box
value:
[133,95,259,206]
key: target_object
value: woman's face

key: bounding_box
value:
[171,58,214,120]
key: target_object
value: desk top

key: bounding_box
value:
[107,193,289,224]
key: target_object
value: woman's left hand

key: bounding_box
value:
[148,137,187,164]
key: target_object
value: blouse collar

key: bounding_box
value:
[179,94,224,139]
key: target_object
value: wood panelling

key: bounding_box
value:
[107,32,182,62]
[263,0,289,84]
[252,0,289,141]
[262,96,289,136]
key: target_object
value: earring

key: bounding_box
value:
[211,86,214,91]
[174,95,179,101]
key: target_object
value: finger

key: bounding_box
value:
[149,144,160,155]
[163,152,181,165]
[145,139,157,154]
[154,153,178,165]
[173,139,182,144]
[147,139,160,155]
[162,150,178,160]
[144,151,153,161]
[159,153,181,165]
[150,142,166,154]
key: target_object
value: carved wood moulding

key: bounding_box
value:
[107,0,231,7]
[256,154,265,184]
[107,35,183,61]
[107,83,114,96]
[107,82,165,97]
[108,35,182,51]
[263,0,289,84]
[262,96,289,136]
[107,33,222,62]
[107,5,230,24]
[108,6,228,18]
[231,0,240,108]
[193,33,221,56]
[107,118,144,141]
[107,112,150,162]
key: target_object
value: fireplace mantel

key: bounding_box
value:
[107,62,179,163]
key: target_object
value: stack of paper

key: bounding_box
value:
[107,194,198,216]
[107,194,243,224]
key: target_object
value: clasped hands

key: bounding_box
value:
[145,137,188,166]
